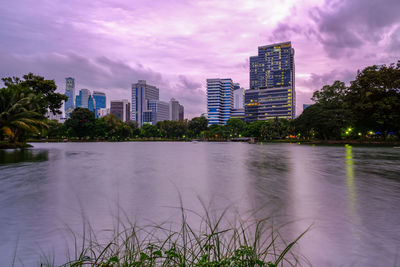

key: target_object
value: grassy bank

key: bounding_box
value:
[36,206,309,267]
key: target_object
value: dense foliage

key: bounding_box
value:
[294,62,400,140]
[0,73,66,143]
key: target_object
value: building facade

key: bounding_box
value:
[146,100,170,124]
[131,80,159,126]
[110,99,130,122]
[246,42,295,121]
[64,77,75,118]
[93,91,106,118]
[207,78,234,125]
[233,83,244,109]
[230,108,245,121]
[179,105,184,120]
[169,98,184,121]
[75,89,90,109]
[88,95,95,113]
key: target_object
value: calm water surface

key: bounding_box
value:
[0,142,400,266]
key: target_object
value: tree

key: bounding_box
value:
[226,118,246,138]
[346,63,400,136]
[188,117,208,138]
[0,87,48,142]
[2,73,67,115]
[126,120,140,137]
[64,108,96,139]
[46,119,64,139]
[140,124,160,138]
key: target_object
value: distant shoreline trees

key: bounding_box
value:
[1,61,400,145]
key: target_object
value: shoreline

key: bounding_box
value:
[16,138,400,147]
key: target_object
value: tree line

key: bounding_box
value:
[1,61,400,144]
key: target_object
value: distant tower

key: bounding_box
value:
[64,77,75,118]
[206,78,234,125]
[93,91,106,118]
[246,41,295,121]
[110,100,130,122]
[131,80,159,126]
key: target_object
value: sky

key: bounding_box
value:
[0,0,399,118]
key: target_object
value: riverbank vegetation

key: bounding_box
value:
[1,62,400,146]
[38,205,309,267]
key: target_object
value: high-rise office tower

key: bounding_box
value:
[169,98,184,121]
[207,78,234,125]
[93,91,106,118]
[75,89,90,109]
[245,42,295,122]
[131,80,159,126]
[64,77,75,118]
[110,99,130,122]
[146,100,170,124]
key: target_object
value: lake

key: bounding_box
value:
[0,142,400,266]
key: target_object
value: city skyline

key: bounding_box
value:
[0,0,400,118]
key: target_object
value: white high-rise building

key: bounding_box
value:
[131,80,159,126]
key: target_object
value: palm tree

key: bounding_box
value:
[0,88,48,143]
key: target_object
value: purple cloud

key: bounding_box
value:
[1,0,399,118]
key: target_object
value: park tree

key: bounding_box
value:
[140,124,160,138]
[1,73,67,115]
[188,117,208,138]
[0,84,48,142]
[346,63,400,136]
[126,120,140,137]
[226,118,246,138]
[64,108,96,139]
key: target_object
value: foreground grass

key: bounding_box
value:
[37,204,310,267]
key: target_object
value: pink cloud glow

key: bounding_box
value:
[1,0,399,117]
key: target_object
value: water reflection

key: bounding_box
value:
[0,143,400,266]
[0,149,48,164]
[345,145,359,223]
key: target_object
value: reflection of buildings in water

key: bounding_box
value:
[243,144,293,231]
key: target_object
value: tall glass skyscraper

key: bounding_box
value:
[93,91,106,118]
[246,42,295,121]
[75,89,90,109]
[64,77,75,118]
[207,78,234,125]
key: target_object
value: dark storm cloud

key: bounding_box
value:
[310,0,400,57]
[0,52,165,90]
[0,52,204,117]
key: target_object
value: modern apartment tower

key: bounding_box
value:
[131,80,160,126]
[64,77,75,118]
[245,42,295,122]
[110,100,130,122]
[207,78,234,125]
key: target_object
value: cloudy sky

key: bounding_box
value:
[0,0,399,118]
